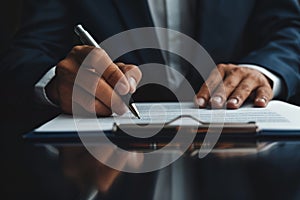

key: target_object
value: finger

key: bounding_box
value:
[68,45,95,65]
[254,86,273,107]
[75,68,100,97]
[227,78,259,109]
[195,65,226,108]
[80,49,130,95]
[102,62,131,95]
[73,86,112,116]
[210,73,242,108]
[93,145,117,163]
[95,78,128,115]
[96,166,120,193]
[56,57,81,76]
[75,68,127,115]
[118,63,142,93]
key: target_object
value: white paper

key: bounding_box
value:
[35,100,300,133]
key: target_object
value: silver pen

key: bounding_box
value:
[74,24,140,119]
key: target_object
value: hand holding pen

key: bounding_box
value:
[45,25,141,118]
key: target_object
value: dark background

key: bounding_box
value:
[0,2,77,199]
[0,0,22,53]
[0,1,299,199]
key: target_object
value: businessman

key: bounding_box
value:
[1,0,300,117]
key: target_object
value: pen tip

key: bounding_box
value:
[130,103,141,119]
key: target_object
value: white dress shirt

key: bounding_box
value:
[35,0,283,105]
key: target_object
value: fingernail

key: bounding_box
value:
[228,98,238,105]
[129,77,137,93]
[115,81,129,95]
[211,96,223,104]
[255,98,267,107]
[196,98,206,107]
[256,98,266,103]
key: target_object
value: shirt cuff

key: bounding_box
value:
[238,64,283,98]
[34,67,58,107]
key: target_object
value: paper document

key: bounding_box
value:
[35,100,300,133]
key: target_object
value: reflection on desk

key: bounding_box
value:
[51,140,300,200]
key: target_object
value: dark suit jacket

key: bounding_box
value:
[1,0,300,108]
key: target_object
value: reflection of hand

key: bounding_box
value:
[195,64,273,109]
[61,147,121,193]
[45,45,142,116]
[60,146,143,193]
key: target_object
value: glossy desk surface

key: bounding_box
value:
[7,140,299,200]
[2,104,300,200]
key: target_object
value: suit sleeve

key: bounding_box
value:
[239,0,300,100]
[0,0,74,106]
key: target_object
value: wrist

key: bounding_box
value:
[45,77,60,105]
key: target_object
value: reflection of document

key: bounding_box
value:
[35,101,300,134]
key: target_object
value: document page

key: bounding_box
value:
[35,100,300,133]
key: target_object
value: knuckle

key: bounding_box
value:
[216,64,226,73]
[55,64,68,77]
[120,65,130,73]
[239,84,252,93]
[247,69,261,77]
[249,75,264,86]
[115,62,125,66]
[56,60,70,75]
[233,66,244,73]
[73,45,83,51]
[217,64,226,69]
[57,59,67,67]
[70,45,94,60]
[259,75,269,85]
[126,66,142,79]
[71,45,85,54]
[247,73,257,80]
[228,63,237,68]
[57,59,79,76]
[224,80,237,89]
[106,67,122,83]
[127,64,139,71]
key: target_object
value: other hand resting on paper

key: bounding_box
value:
[195,64,274,109]
[45,45,142,116]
